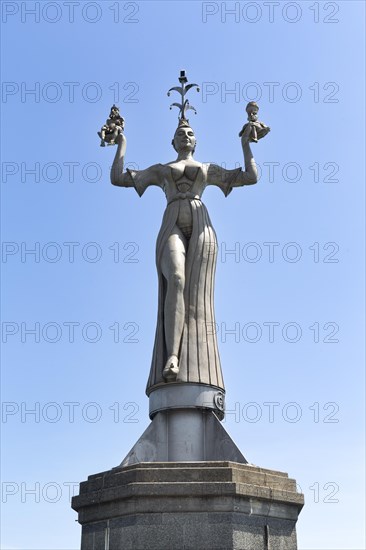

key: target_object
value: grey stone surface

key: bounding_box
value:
[73,461,303,549]
[119,410,247,466]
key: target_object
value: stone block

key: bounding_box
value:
[72,461,303,549]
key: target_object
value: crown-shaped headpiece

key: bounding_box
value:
[167,70,200,126]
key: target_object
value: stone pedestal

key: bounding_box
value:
[72,461,304,550]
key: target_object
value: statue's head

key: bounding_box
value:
[246,101,259,121]
[171,119,196,154]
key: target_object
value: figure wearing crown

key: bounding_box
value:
[98,104,125,147]
[100,72,270,397]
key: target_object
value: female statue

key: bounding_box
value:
[110,118,258,397]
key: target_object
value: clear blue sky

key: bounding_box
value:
[1,1,365,548]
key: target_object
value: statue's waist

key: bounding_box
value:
[167,192,201,205]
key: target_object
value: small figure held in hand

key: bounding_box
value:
[239,101,270,144]
[98,104,125,147]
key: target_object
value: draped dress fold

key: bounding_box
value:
[127,162,243,395]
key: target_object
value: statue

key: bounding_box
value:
[73,89,303,548]
[97,104,125,147]
[107,72,267,398]
[239,101,270,143]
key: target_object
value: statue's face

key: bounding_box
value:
[173,127,196,153]
[248,108,258,121]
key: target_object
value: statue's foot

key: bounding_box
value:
[163,355,179,381]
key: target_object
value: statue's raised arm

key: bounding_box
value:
[208,101,271,195]
[110,132,162,193]
[207,137,258,197]
[110,132,131,187]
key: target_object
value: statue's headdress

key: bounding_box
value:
[167,71,199,128]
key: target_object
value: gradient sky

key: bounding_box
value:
[1,1,365,548]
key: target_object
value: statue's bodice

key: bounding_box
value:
[158,162,207,203]
[170,165,200,189]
